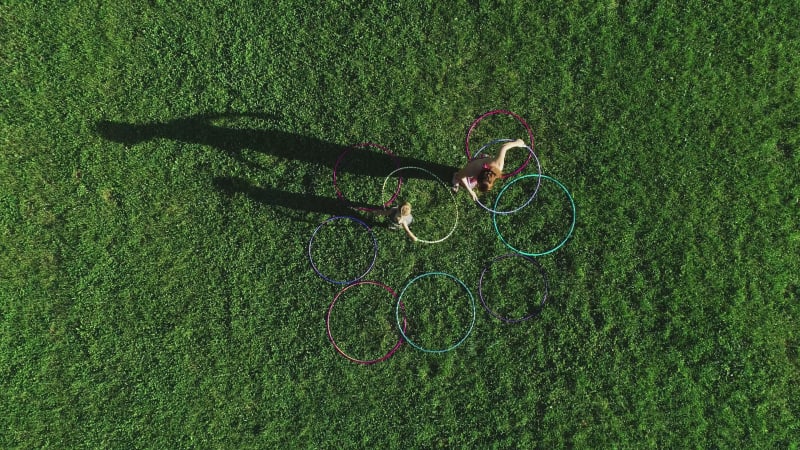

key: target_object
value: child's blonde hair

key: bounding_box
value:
[398,201,411,218]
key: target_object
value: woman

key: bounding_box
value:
[451,138,526,202]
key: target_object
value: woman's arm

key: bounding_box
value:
[460,176,479,201]
[456,158,488,201]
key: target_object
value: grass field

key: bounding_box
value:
[2,1,799,448]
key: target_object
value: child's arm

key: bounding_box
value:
[373,208,394,217]
[492,138,526,173]
[401,222,418,241]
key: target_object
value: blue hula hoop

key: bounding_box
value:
[308,216,378,284]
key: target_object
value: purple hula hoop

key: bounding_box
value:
[308,216,378,285]
[478,253,549,323]
[326,281,407,365]
[464,109,536,179]
[333,142,401,212]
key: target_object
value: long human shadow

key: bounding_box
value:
[213,176,385,225]
[95,113,456,181]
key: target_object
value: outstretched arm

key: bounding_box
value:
[372,208,394,217]
[492,138,526,173]
[401,222,418,242]
[460,176,479,202]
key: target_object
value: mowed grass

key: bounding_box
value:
[2,1,799,448]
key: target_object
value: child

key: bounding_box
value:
[451,138,526,202]
[376,201,418,242]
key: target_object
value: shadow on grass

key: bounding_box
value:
[213,175,387,225]
[95,112,455,217]
[95,112,455,179]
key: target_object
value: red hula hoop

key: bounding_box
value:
[326,280,408,365]
[464,109,535,179]
[333,142,402,212]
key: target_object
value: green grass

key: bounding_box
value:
[2,1,799,448]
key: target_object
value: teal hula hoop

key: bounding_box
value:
[492,174,576,257]
[395,272,476,354]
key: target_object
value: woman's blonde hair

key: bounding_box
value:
[477,167,500,192]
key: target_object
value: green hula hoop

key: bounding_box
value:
[395,272,476,353]
[492,174,576,257]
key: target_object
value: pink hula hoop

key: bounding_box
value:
[326,280,408,365]
[464,109,535,179]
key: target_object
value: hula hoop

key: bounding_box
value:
[471,138,542,215]
[333,142,401,212]
[492,174,576,257]
[326,281,408,365]
[308,216,378,284]
[479,253,549,323]
[395,272,476,353]
[465,109,535,179]
[380,166,459,244]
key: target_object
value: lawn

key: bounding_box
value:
[1,1,799,448]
